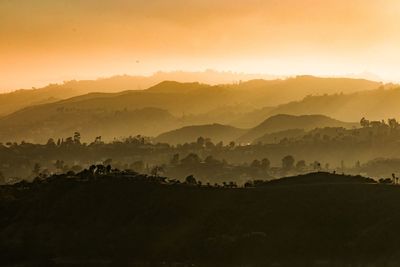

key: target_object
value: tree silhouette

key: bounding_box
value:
[32,163,41,176]
[296,160,306,171]
[73,132,81,144]
[89,165,96,174]
[251,159,261,168]
[106,165,112,174]
[261,158,270,170]
[313,161,321,171]
[0,171,5,185]
[204,155,220,165]
[388,118,399,130]
[54,160,64,171]
[94,136,102,144]
[196,137,205,147]
[282,155,295,170]
[170,154,180,166]
[46,138,56,147]
[151,165,164,177]
[95,165,106,175]
[181,153,201,166]
[229,141,235,148]
[185,175,197,185]
[360,117,370,128]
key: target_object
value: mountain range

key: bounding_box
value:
[260,86,400,121]
[237,114,357,144]
[0,74,380,117]
[0,75,395,143]
[155,124,246,145]
[154,114,357,145]
[0,71,277,116]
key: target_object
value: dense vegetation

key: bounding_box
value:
[1,171,400,266]
[3,116,400,183]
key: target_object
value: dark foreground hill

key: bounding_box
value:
[2,172,400,266]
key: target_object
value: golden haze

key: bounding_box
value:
[1,0,400,90]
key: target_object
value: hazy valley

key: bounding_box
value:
[4,1,400,265]
[0,75,387,143]
[2,72,400,267]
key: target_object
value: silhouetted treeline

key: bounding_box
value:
[0,133,345,185]
[4,120,400,183]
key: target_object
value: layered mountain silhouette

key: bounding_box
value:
[252,128,306,144]
[261,85,400,121]
[237,114,357,144]
[0,76,391,143]
[155,124,246,145]
[0,71,278,116]
[0,106,179,143]
[0,75,380,117]
[153,114,355,145]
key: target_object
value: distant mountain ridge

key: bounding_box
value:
[0,76,387,143]
[237,114,357,144]
[0,106,179,143]
[0,71,276,116]
[260,85,400,121]
[153,114,356,145]
[252,128,306,144]
[0,75,381,117]
[155,124,246,145]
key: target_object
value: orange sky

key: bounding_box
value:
[1,0,400,91]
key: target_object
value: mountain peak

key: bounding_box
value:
[237,114,356,144]
[147,81,207,93]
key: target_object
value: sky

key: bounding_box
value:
[1,0,400,91]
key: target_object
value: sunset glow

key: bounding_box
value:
[1,0,400,90]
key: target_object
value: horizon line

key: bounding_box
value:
[0,69,394,94]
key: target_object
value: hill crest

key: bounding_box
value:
[237,114,357,143]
